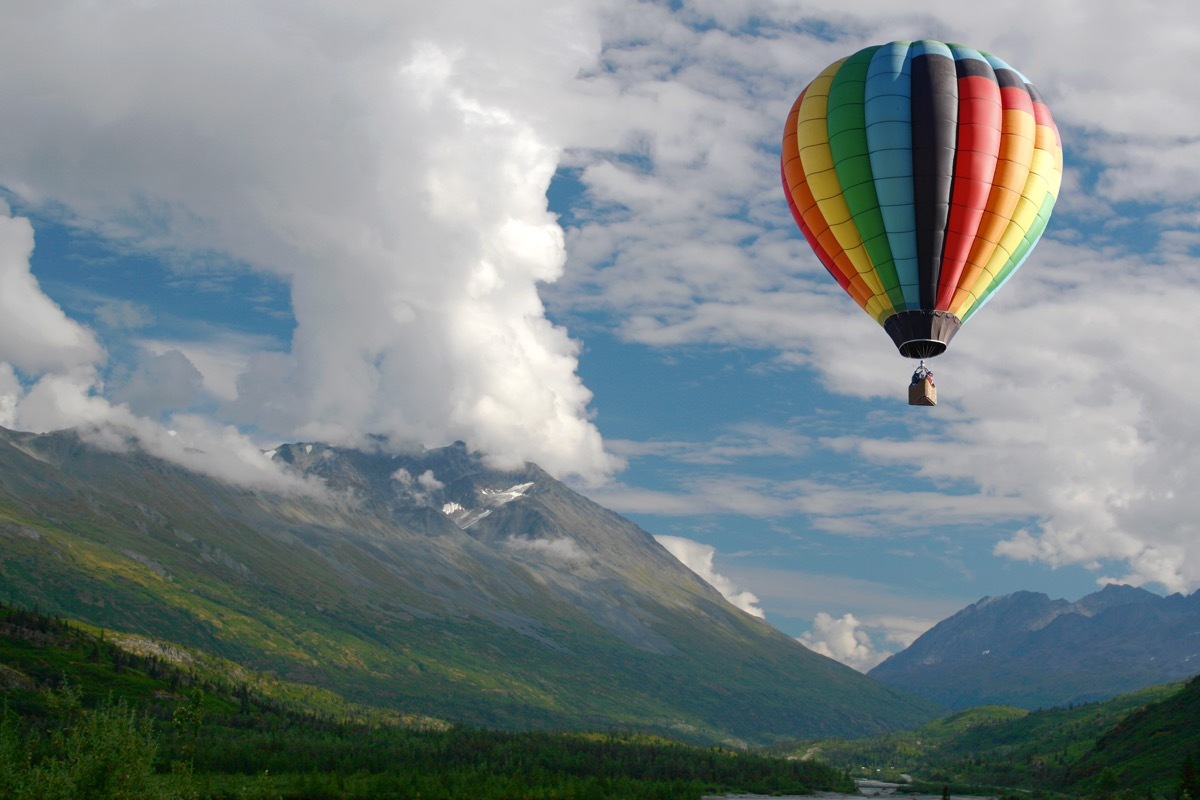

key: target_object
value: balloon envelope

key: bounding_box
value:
[781,41,1062,358]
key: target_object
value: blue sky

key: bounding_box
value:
[2,0,1199,670]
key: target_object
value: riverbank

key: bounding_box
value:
[704,781,998,800]
[703,796,990,800]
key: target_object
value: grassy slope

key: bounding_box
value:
[0,500,696,732]
[0,500,927,741]
[1065,674,1200,791]
[0,603,857,800]
[0,431,939,744]
[782,679,1200,796]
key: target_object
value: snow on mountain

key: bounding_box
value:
[442,482,534,528]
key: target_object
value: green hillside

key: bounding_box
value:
[0,427,939,744]
[8,592,1198,800]
[1066,673,1200,792]
[0,601,855,799]
[782,677,1200,797]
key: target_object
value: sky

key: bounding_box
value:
[1,0,1199,672]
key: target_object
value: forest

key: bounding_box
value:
[0,600,854,799]
[775,681,1200,800]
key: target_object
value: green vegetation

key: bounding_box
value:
[1,689,194,800]
[0,600,855,799]
[1066,671,1200,793]
[0,430,940,744]
[778,678,1200,798]
[6,591,1200,800]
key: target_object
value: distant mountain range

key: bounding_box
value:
[0,425,939,744]
[869,584,1200,710]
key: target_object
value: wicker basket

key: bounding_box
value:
[908,377,937,406]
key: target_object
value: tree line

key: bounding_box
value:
[0,599,855,799]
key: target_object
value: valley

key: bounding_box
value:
[3,599,1198,799]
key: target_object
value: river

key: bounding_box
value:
[704,780,998,800]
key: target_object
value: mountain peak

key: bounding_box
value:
[870,585,1200,710]
[1075,583,1159,615]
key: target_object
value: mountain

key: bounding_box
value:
[0,425,939,744]
[869,585,1200,710]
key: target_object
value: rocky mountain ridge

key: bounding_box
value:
[869,584,1200,710]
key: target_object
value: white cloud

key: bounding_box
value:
[0,0,618,484]
[815,241,1200,592]
[0,207,103,373]
[799,611,934,673]
[139,336,272,404]
[505,536,586,562]
[82,413,322,496]
[417,470,443,491]
[655,535,764,618]
[0,363,21,429]
[0,200,309,492]
[715,561,955,645]
[9,368,315,494]
[799,613,887,672]
[389,466,447,506]
[869,614,939,650]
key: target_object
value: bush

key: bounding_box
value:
[0,688,196,800]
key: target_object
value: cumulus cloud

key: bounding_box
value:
[655,535,765,618]
[799,611,934,672]
[0,0,618,484]
[156,335,279,404]
[0,197,310,493]
[799,613,887,672]
[0,206,103,373]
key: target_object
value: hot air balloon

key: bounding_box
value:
[780,40,1062,405]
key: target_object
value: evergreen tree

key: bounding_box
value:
[1178,750,1199,800]
[1097,766,1123,800]
[0,688,197,800]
